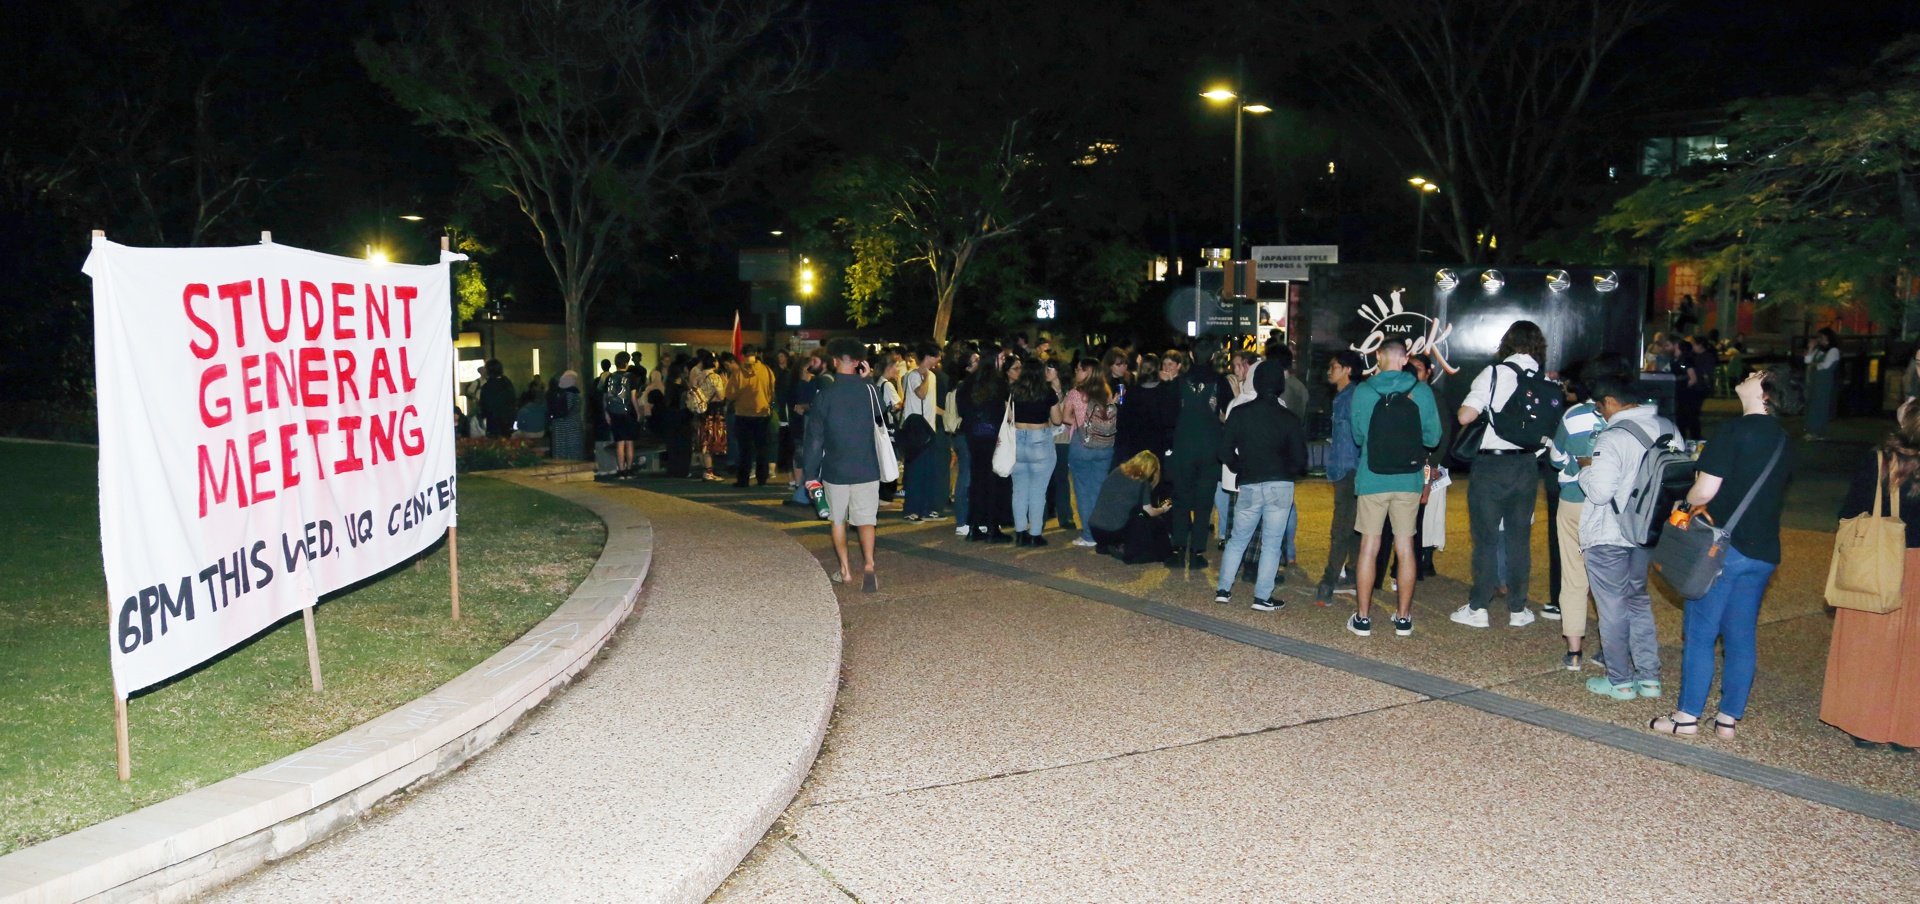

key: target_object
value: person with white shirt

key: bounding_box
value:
[1804,328,1842,440]
[900,342,945,521]
[1450,321,1549,629]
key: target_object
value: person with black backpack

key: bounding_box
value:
[603,351,641,477]
[1576,377,1683,702]
[1451,321,1562,629]
[1347,339,1442,636]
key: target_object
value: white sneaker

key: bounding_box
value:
[1072,537,1098,547]
[955,525,970,537]
[1508,608,1536,628]
[1448,605,1490,628]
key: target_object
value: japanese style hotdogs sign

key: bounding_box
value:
[84,238,461,695]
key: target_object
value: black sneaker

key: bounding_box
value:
[1214,589,1232,605]
[1541,602,1563,621]
[1347,614,1372,636]
[1251,597,1284,612]
[1392,616,1413,636]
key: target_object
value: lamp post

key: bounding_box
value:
[1202,59,1271,263]
[1408,178,1439,259]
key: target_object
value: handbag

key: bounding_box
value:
[1650,436,1784,600]
[991,401,1017,477]
[1447,414,1488,468]
[1826,451,1906,613]
[896,412,934,463]
[869,385,900,483]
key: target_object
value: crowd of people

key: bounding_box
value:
[476,319,1914,751]
[772,323,1914,751]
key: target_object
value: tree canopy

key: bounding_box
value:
[1602,37,1920,321]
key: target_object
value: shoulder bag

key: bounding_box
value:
[1650,435,1784,600]
[1825,451,1906,613]
[868,385,900,483]
[991,401,1017,477]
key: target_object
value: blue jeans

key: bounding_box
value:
[1218,481,1295,601]
[953,433,972,525]
[1011,428,1057,534]
[1282,504,1298,562]
[1679,546,1776,720]
[1069,442,1113,542]
[1214,483,1232,540]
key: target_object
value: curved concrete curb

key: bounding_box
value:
[0,475,651,904]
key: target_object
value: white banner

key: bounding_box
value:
[1252,244,1339,281]
[85,238,462,695]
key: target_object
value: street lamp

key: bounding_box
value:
[1202,59,1272,263]
[1408,178,1440,259]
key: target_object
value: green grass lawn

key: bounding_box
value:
[0,441,605,854]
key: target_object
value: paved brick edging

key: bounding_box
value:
[0,474,652,904]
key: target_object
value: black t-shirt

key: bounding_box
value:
[1012,388,1058,424]
[1696,414,1793,564]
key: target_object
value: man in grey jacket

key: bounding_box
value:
[803,338,884,591]
[1577,378,1683,701]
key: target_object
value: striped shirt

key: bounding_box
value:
[1547,402,1603,503]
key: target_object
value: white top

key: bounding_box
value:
[903,370,936,420]
[1462,353,1541,452]
[1805,347,1840,370]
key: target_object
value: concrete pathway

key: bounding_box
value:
[206,488,839,904]
[673,484,1920,904]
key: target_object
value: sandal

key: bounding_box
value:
[861,571,879,593]
[1713,714,1738,739]
[829,570,848,585]
[1650,713,1699,735]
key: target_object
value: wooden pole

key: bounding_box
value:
[449,527,462,620]
[112,677,131,781]
[302,606,324,692]
[442,234,463,621]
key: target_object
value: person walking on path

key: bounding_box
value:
[1169,341,1230,568]
[1545,357,1624,670]
[1315,351,1365,606]
[900,342,946,521]
[1214,361,1308,612]
[1652,366,1802,737]
[603,352,642,477]
[1347,340,1442,637]
[1804,328,1841,440]
[803,339,885,591]
[1008,355,1066,546]
[1452,321,1550,629]
[730,346,777,487]
[1577,377,1680,700]
[1065,357,1118,548]
[1821,398,1920,751]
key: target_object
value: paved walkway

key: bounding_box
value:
[206,488,839,904]
[670,482,1920,903]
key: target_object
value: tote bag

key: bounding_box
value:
[869,385,900,483]
[991,401,1017,477]
[1651,436,1783,600]
[1826,452,1906,613]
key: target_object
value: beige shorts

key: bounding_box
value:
[825,480,880,527]
[1355,491,1421,536]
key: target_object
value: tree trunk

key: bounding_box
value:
[932,278,957,345]
[564,288,589,461]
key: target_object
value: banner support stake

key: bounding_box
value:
[112,677,130,782]
[302,606,323,692]
[449,527,462,620]
[442,234,462,622]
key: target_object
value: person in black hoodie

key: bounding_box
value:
[1168,340,1233,568]
[1114,351,1182,470]
[1214,362,1309,611]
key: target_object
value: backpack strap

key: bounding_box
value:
[1719,435,1787,535]
[1615,419,1655,448]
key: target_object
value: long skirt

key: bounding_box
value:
[1820,549,1920,746]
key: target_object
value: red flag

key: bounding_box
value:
[730,310,743,357]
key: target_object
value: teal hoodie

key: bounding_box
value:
[1349,370,1442,496]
